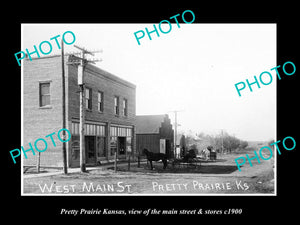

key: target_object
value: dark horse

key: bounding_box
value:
[143,148,168,170]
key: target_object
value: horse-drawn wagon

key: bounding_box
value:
[142,148,201,170]
[171,149,201,169]
[142,146,216,171]
[200,146,217,161]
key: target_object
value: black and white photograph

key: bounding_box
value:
[21,23,276,195]
[4,5,298,222]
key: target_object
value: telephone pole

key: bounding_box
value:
[221,129,224,154]
[78,51,86,173]
[61,39,68,174]
[168,110,184,158]
[67,45,102,173]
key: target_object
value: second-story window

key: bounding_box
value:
[98,91,104,112]
[85,87,92,110]
[114,96,119,115]
[123,98,128,116]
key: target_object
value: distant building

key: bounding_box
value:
[23,55,136,168]
[136,114,174,158]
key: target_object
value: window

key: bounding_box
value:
[98,91,104,112]
[71,135,80,160]
[85,87,92,110]
[123,98,128,116]
[110,137,117,156]
[110,126,118,136]
[97,136,106,157]
[126,137,132,153]
[114,96,119,115]
[39,82,50,107]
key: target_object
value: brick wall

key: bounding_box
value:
[23,56,65,167]
[23,55,137,168]
[67,59,137,160]
[67,60,136,126]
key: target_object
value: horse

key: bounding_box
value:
[143,148,168,170]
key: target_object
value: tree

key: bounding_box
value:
[224,135,240,153]
[240,140,248,149]
[180,130,245,154]
[179,135,187,156]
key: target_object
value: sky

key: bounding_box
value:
[22,23,276,141]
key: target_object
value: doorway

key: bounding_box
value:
[85,136,96,164]
[118,137,126,157]
[165,139,171,158]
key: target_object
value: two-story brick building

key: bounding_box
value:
[23,54,136,168]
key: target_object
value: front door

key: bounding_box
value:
[118,137,126,158]
[165,139,171,158]
[85,136,96,164]
[160,139,166,154]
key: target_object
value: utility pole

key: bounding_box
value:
[78,51,86,173]
[174,111,177,158]
[221,129,224,154]
[67,45,102,173]
[61,39,68,174]
[168,110,183,158]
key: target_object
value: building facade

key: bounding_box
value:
[136,114,174,158]
[23,55,136,168]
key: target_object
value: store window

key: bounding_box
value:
[110,137,117,156]
[126,137,132,153]
[110,126,133,156]
[71,135,80,161]
[97,136,106,157]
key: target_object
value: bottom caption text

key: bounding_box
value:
[60,208,243,216]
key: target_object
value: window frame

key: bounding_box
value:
[85,87,92,110]
[97,91,104,113]
[114,96,119,116]
[123,98,128,117]
[39,81,51,107]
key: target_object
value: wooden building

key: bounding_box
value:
[23,54,136,168]
[136,114,174,158]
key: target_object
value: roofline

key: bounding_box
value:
[136,114,168,117]
[84,63,136,89]
[24,54,63,60]
[25,54,136,89]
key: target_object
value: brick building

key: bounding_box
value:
[23,55,136,168]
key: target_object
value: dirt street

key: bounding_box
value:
[23,147,275,195]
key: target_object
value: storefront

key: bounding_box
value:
[70,121,134,167]
[70,121,106,167]
[110,125,133,159]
